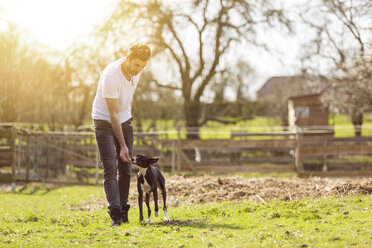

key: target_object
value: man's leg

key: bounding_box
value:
[94,120,122,226]
[116,119,133,222]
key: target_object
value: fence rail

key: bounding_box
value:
[1,124,372,185]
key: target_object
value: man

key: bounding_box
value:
[92,43,151,227]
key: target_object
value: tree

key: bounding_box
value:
[0,24,71,125]
[62,44,109,128]
[98,0,291,138]
[200,59,257,124]
[131,70,184,131]
[299,0,372,136]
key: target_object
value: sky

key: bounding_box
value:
[0,0,303,99]
[0,0,119,51]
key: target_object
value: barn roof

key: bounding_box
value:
[257,76,304,97]
[257,75,324,99]
[288,93,322,100]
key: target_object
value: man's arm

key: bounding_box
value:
[105,98,131,162]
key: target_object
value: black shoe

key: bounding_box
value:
[108,208,123,227]
[121,204,130,223]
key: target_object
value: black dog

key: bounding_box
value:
[132,155,170,223]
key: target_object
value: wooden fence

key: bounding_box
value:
[1,124,372,185]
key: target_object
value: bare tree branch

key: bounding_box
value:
[151,79,182,91]
[199,116,254,126]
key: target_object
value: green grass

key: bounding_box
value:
[330,114,372,137]
[132,116,285,140]
[8,114,372,140]
[1,184,371,247]
[131,114,372,139]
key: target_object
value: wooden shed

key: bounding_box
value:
[288,94,332,134]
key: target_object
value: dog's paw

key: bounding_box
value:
[145,218,151,223]
[164,209,170,221]
[155,211,159,217]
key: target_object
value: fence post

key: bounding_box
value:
[34,135,39,180]
[322,139,328,171]
[10,126,17,191]
[295,127,303,173]
[46,136,51,179]
[171,141,176,175]
[17,133,22,179]
[177,128,181,173]
[26,135,31,182]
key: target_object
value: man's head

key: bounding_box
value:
[126,43,151,76]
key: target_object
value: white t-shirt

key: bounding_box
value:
[92,58,141,123]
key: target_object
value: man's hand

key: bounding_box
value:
[120,145,131,162]
[105,98,131,163]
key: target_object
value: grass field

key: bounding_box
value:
[6,114,372,140]
[130,114,372,139]
[1,182,371,248]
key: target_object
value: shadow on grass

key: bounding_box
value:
[145,219,244,230]
[15,184,63,195]
[14,182,101,195]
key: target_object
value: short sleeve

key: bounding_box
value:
[101,75,119,98]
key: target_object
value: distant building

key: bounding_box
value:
[288,94,328,127]
[288,93,333,136]
[256,75,322,125]
[257,75,318,100]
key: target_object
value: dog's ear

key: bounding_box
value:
[149,158,159,164]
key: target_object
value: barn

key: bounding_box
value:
[288,93,333,135]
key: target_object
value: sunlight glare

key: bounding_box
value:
[0,0,118,51]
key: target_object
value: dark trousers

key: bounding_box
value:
[93,119,133,211]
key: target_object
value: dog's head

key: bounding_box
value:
[131,155,159,168]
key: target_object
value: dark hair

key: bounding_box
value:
[127,43,151,61]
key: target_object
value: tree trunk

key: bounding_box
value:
[76,86,91,127]
[184,101,201,140]
[351,112,363,137]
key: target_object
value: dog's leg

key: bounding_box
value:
[138,184,144,222]
[153,188,159,217]
[138,192,144,222]
[159,180,170,221]
[145,192,151,223]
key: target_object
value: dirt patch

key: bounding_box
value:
[77,175,371,210]
[0,183,12,192]
[164,176,372,206]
